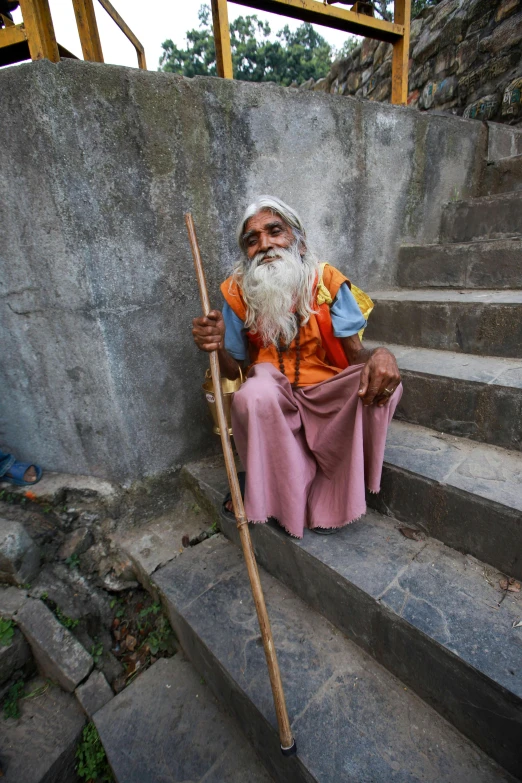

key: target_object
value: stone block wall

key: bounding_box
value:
[304,0,522,125]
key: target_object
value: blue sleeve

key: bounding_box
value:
[330,282,367,338]
[223,301,248,361]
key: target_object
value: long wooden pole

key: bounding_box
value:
[71,0,104,63]
[391,0,411,105]
[185,213,296,756]
[211,0,233,78]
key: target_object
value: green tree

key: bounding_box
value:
[411,0,439,17]
[160,5,333,86]
[371,0,440,21]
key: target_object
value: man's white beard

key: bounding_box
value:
[236,243,318,347]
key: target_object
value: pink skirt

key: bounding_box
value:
[231,362,402,538]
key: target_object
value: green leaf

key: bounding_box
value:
[0,618,15,647]
[160,3,333,86]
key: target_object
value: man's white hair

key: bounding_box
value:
[237,195,305,252]
[232,195,318,347]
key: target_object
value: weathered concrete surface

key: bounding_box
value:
[1,676,85,783]
[365,289,522,357]
[0,471,119,503]
[365,342,522,451]
[0,59,487,482]
[482,153,522,195]
[154,535,516,783]
[15,598,93,691]
[75,669,113,718]
[57,526,94,560]
[440,192,522,243]
[0,518,40,587]
[95,656,274,783]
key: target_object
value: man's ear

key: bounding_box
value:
[298,237,307,256]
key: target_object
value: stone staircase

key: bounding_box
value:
[95,149,522,782]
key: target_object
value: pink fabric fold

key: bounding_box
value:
[231,362,402,538]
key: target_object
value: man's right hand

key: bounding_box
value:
[192,310,225,352]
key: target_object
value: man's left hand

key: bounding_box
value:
[358,348,401,407]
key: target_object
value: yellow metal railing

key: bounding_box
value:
[211,0,411,105]
[0,0,146,70]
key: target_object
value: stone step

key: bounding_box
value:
[15,598,93,692]
[364,342,522,452]
[372,420,522,581]
[94,655,274,783]
[482,154,522,196]
[1,676,86,782]
[398,238,522,289]
[183,422,522,584]
[365,289,522,357]
[440,192,522,244]
[153,533,519,783]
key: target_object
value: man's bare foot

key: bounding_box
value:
[24,466,37,483]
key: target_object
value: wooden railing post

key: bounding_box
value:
[391,0,411,105]
[18,0,59,62]
[96,0,146,69]
[72,0,104,62]
[211,0,233,79]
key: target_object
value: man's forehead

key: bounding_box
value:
[244,210,289,233]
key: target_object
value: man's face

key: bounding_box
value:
[243,210,295,263]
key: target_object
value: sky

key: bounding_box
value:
[9,1,358,71]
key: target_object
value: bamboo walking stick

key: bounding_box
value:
[185,212,297,757]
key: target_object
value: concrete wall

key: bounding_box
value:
[0,59,488,482]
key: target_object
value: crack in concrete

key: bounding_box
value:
[374,541,430,601]
[5,299,169,317]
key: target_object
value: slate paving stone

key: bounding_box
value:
[94,656,274,783]
[364,342,522,451]
[154,536,516,783]
[75,669,113,717]
[365,342,522,387]
[384,421,470,483]
[384,421,522,512]
[182,458,522,776]
[15,598,93,692]
[368,289,522,304]
[1,676,85,783]
[378,542,522,695]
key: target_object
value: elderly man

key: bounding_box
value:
[193,196,402,538]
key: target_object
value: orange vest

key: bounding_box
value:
[220,264,350,387]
